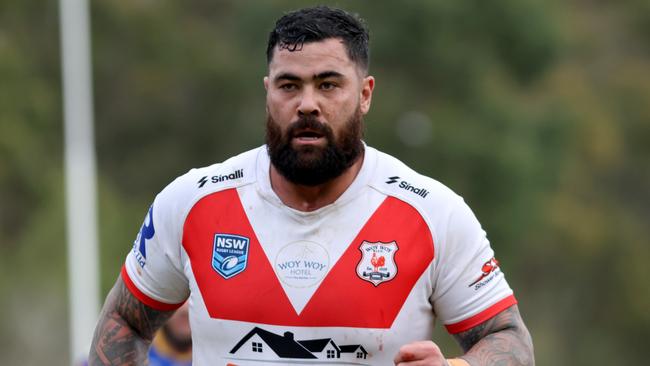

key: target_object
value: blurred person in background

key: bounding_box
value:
[89,6,533,366]
[148,301,192,366]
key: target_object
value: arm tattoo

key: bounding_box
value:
[453,305,535,366]
[88,278,175,365]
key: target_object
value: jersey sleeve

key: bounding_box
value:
[122,180,190,311]
[430,196,517,334]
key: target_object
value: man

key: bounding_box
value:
[89,6,534,366]
[148,302,192,366]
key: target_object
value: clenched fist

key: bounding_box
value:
[394,340,448,366]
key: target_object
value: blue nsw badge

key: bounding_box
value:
[212,233,250,279]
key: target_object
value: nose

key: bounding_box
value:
[297,87,320,117]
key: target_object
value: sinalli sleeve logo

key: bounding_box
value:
[356,241,398,286]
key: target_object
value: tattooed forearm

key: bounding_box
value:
[453,305,534,366]
[88,278,174,366]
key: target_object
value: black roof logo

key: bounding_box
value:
[228,327,369,364]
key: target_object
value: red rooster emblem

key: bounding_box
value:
[357,241,398,286]
[371,252,385,272]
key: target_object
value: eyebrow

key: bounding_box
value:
[273,72,301,83]
[314,71,344,80]
[273,71,345,83]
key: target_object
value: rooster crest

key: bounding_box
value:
[370,252,386,272]
[356,241,399,286]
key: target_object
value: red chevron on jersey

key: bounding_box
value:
[182,189,434,328]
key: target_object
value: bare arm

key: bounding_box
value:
[395,305,533,365]
[88,277,175,365]
[453,305,534,366]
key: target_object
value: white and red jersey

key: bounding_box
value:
[123,145,516,365]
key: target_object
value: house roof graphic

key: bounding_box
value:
[229,327,370,361]
[229,327,316,359]
[339,344,368,355]
[298,338,341,353]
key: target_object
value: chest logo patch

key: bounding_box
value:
[212,233,250,279]
[275,241,330,288]
[356,241,398,286]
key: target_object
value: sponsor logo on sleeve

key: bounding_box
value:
[469,257,501,290]
[132,205,155,268]
[385,176,429,198]
[356,241,398,286]
[198,169,244,188]
[212,233,250,279]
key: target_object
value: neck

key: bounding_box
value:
[270,151,364,212]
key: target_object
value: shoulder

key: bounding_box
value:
[366,147,477,247]
[367,147,463,214]
[184,147,259,191]
[152,146,261,220]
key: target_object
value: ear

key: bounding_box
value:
[264,76,269,91]
[359,76,375,115]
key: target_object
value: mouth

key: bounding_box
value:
[292,129,325,142]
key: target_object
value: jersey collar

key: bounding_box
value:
[255,142,377,216]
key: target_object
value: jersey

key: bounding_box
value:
[122,145,516,365]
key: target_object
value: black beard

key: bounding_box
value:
[161,323,192,352]
[265,110,364,186]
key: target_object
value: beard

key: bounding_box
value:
[161,323,192,352]
[266,108,364,186]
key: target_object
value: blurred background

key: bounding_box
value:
[1,0,649,364]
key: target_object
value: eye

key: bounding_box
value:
[320,81,337,90]
[279,83,297,91]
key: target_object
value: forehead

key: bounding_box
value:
[268,38,357,78]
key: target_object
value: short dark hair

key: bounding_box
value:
[266,6,370,72]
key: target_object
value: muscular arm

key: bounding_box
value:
[453,305,534,366]
[88,277,175,366]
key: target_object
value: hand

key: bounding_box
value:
[393,340,449,366]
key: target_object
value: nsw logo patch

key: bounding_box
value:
[356,241,398,286]
[212,233,250,279]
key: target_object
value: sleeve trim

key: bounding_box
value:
[121,265,184,311]
[444,294,517,334]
